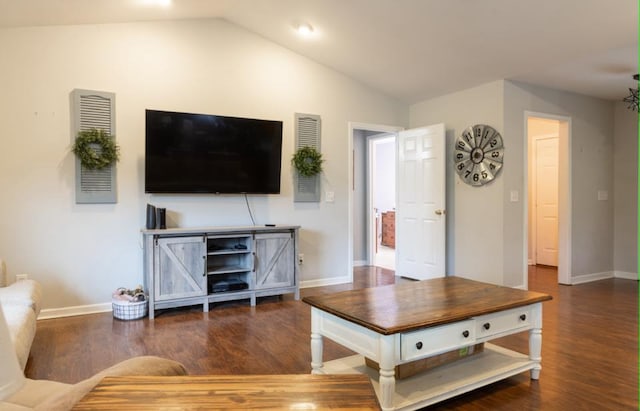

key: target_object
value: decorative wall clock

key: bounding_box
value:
[453,124,504,186]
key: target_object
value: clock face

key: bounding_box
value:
[453,124,504,186]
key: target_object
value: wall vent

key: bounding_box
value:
[71,89,117,204]
[294,113,321,202]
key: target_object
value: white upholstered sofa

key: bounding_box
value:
[0,260,41,370]
[0,259,188,411]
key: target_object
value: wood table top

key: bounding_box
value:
[72,374,380,410]
[302,276,552,335]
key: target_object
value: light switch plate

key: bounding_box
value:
[510,190,519,202]
[597,190,608,201]
[325,191,335,202]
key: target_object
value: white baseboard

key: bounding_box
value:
[38,302,112,320]
[33,269,639,320]
[301,276,351,289]
[614,271,638,280]
[38,278,354,319]
[353,260,368,267]
[571,271,614,285]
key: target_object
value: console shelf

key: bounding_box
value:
[207,266,250,275]
[208,250,251,255]
[320,344,534,410]
[142,225,300,319]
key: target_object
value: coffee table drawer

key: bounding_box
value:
[475,306,532,340]
[400,320,475,361]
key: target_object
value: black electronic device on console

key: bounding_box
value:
[209,279,248,293]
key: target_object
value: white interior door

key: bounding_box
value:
[535,136,559,266]
[396,124,446,280]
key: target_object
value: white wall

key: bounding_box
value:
[352,129,367,263]
[374,139,396,213]
[503,81,614,282]
[410,81,506,285]
[411,79,620,288]
[0,19,406,311]
[613,102,638,276]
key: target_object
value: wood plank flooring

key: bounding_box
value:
[26,266,638,410]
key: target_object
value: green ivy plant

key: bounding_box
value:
[292,146,323,177]
[72,128,120,170]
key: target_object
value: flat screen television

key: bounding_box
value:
[145,109,283,194]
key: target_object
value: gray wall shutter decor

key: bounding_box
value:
[294,113,321,202]
[71,89,117,204]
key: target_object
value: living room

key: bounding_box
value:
[0,1,637,410]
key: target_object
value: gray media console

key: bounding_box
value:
[142,225,300,319]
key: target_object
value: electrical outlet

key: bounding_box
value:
[597,190,608,201]
[16,274,28,282]
[298,253,304,265]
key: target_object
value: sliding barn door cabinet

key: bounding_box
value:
[142,225,300,319]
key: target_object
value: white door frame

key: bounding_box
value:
[524,111,572,285]
[348,122,404,281]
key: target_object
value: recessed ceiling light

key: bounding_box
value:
[138,0,172,7]
[295,22,315,37]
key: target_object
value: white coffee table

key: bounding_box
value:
[302,276,552,410]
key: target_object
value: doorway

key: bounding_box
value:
[369,135,396,270]
[528,117,559,266]
[348,122,403,279]
[525,113,571,285]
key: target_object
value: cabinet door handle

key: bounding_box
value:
[415,341,423,350]
[483,323,491,330]
[462,330,470,338]
[520,314,527,321]
[203,256,207,277]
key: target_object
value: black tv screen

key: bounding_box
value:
[145,110,283,194]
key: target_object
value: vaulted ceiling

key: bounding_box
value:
[1,0,637,104]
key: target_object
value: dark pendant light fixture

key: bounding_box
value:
[622,74,639,112]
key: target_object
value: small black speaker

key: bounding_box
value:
[145,204,156,229]
[156,208,166,229]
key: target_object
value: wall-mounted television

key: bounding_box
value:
[145,109,283,194]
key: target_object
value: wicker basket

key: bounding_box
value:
[112,298,148,320]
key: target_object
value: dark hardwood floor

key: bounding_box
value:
[26,266,638,410]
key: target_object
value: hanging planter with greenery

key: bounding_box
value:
[72,128,120,170]
[292,146,323,177]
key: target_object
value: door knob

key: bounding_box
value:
[435,209,445,215]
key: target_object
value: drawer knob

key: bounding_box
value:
[483,323,491,330]
[416,341,423,350]
[462,330,470,338]
[520,314,527,321]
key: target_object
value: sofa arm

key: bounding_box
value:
[0,280,42,315]
[32,356,187,411]
[0,259,6,288]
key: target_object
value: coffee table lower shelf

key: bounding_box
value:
[320,343,536,411]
